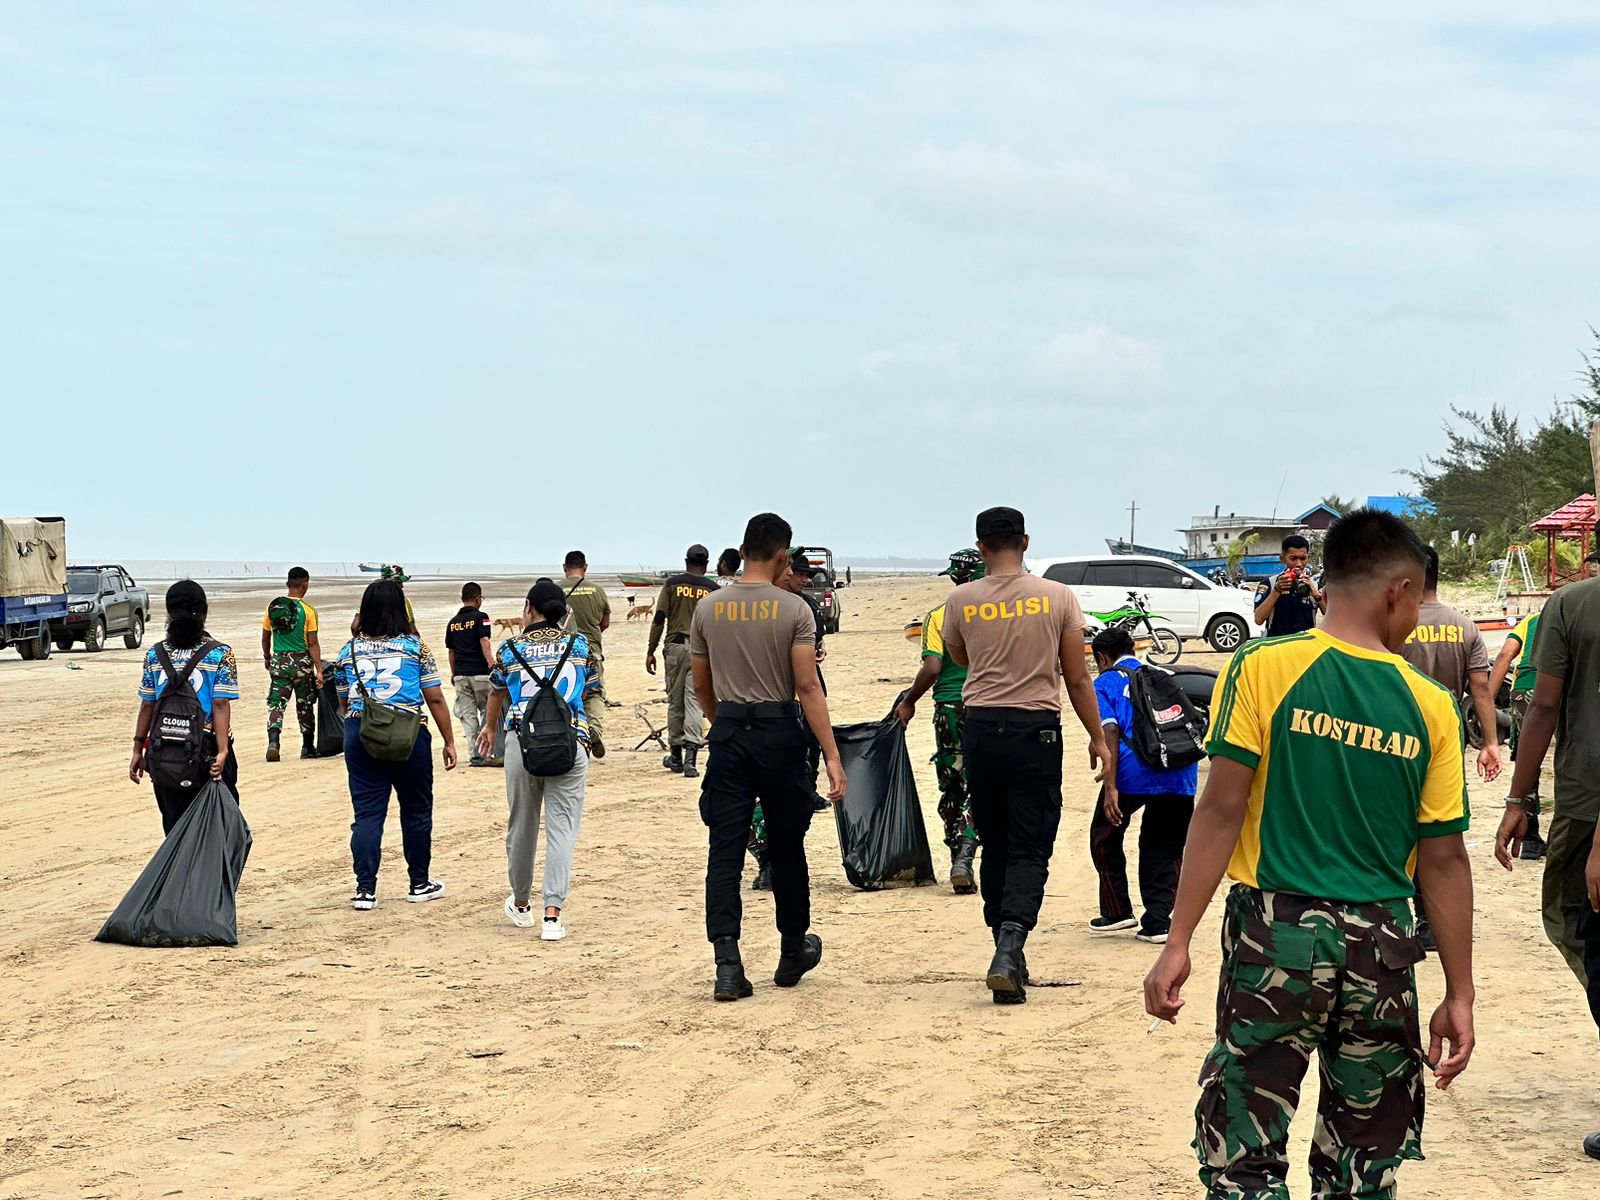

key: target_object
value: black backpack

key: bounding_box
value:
[145,640,220,789]
[1113,664,1207,771]
[267,597,298,634]
[507,635,579,777]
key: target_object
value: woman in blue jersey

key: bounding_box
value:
[336,580,459,910]
[478,578,599,942]
[128,580,241,834]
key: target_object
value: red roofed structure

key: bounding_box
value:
[1530,493,1596,588]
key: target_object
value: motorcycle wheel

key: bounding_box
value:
[1144,626,1182,666]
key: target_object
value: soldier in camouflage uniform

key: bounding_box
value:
[1143,510,1477,1199]
[261,567,322,761]
[895,549,985,894]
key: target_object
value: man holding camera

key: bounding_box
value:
[1254,534,1324,637]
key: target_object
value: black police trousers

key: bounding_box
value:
[701,712,815,943]
[963,707,1064,933]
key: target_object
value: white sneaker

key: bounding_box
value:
[351,891,377,911]
[541,915,567,942]
[1135,930,1170,945]
[405,879,446,903]
[504,895,538,928]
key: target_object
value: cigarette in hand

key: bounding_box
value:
[1146,1019,1164,1036]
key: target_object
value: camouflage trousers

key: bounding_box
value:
[267,650,316,736]
[932,702,976,849]
[1196,885,1426,1200]
[748,801,768,864]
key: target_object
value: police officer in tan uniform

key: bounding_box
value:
[562,550,612,757]
[942,506,1114,1004]
[647,544,717,778]
[691,512,846,1001]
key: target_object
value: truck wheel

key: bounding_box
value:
[123,613,144,649]
[1206,615,1248,654]
[18,631,50,660]
[84,618,106,653]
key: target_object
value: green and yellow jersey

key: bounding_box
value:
[1207,628,1468,904]
[921,603,968,705]
[1510,612,1540,694]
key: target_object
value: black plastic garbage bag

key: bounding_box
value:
[96,780,253,947]
[832,716,935,891]
[316,662,344,757]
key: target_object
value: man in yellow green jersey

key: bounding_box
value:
[261,566,322,761]
[1145,508,1475,1199]
[895,548,985,894]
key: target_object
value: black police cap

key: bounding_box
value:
[975,506,1026,539]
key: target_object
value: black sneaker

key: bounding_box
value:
[1135,929,1169,945]
[351,891,376,911]
[773,933,823,987]
[1089,915,1137,933]
[405,879,447,903]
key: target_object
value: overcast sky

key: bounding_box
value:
[3,2,1597,563]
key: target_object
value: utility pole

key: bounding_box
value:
[1128,500,1139,546]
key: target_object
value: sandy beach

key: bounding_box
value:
[1,573,1594,1199]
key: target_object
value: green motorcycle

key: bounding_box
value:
[1087,590,1182,666]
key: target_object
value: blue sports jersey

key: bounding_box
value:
[138,640,241,726]
[1094,655,1199,797]
[489,626,596,743]
[336,635,442,716]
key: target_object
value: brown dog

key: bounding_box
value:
[626,600,655,622]
[493,617,523,636]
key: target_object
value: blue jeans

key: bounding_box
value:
[345,721,434,893]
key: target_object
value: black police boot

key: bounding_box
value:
[265,729,281,763]
[713,936,752,1002]
[1520,800,1547,861]
[752,860,772,891]
[300,731,317,760]
[990,922,1030,986]
[986,922,1028,1004]
[682,746,700,779]
[773,932,823,988]
[663,746,684,773]
[949,837,978,895]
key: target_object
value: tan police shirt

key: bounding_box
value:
[1399,598,1489,696]
[562,579,611,654]
[648,572,718,652]
[940,571,1086,711]
[690,581,816,703]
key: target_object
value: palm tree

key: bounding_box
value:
[1224,532,1260,583]
[1319,494,1355,517]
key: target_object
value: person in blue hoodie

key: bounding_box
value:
[1086,626,1199,944]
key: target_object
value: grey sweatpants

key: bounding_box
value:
[505,745,589,910]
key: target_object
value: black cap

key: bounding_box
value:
[975,506,1025,539]
[685,543,710,564]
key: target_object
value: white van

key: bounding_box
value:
[1025,554,1258,653]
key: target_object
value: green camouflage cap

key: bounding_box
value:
[940,548,985,583]
[381,563,411,584]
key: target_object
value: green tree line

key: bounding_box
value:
[1407,330,1600,579]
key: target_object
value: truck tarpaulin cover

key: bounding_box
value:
[0,516,66,595]
[831,716,935,891]
[96,780,253,947]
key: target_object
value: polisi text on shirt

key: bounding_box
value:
[962,596,1051,623]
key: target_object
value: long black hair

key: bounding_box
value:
[525,578,568,628]
[358,580,411,638]
[165,580,208,650]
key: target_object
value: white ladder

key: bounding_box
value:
[1494,545,1534,612]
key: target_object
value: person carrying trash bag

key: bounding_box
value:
[895,548,986,894]
[128,580,241,834]
[335,580,459,911]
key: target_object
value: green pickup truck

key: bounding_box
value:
[50,564,150,652]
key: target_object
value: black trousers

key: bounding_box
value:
[1088,788,1194,934]
[963,707,1064,933]
[701,714,815,942]
[152,737,239,836]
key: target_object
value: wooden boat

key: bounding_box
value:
[621,571,669,589]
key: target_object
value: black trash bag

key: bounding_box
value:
[832,715,935,891]
[96,779,253,947]
[316,662,345,757]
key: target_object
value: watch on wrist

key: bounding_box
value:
[1505,796,1533,811]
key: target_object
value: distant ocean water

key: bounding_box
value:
[108,558,944,584]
